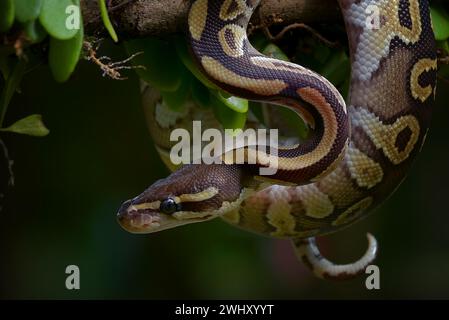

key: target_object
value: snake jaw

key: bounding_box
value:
[116,196,215,234]
[128,211,161,229]
[117,199,164,234]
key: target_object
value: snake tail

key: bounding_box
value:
[293,233,378,280]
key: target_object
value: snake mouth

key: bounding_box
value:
[117,200,162,233]
[117,198,220,234]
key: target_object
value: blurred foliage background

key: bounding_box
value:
[1,1,449,299]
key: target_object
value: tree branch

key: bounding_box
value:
[82,0,341,38]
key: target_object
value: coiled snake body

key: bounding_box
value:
[118,0,437,279]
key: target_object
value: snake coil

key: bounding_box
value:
[118,0,437,280]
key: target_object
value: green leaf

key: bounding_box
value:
[431,6,449,41]
[277,107,309,140]
[39,0,79,40]
[98,0,118,42]
[173,37,217,90]
[262,44,289,62]
[294,37,325,72]
[124,38,186,92]
[313,43,331,64]
[0,0,15,32]
[0,58,26,127]
[160,72,192,112]
[24,19,47,43]
[48,22,83,82]
[212,90,248,113]
[1,114,49,136]
[248,101,265,124]
[442,40,449,53]
[319,50,350,88]
[14,0,41,23]
[210,92,247,130]
[249,32,270,51]
[191,78,210,109]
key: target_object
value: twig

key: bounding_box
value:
[437,47,449,65]
[110,0,136,12]
[1,31,29,57]
[438,56,449,65]
[263,23,340,48]
[81,0,341,38]
[83,40,145,80]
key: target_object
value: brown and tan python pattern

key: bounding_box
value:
[118,0,437,279]
[220,0,437,239]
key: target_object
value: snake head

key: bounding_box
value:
[117,164,245,234]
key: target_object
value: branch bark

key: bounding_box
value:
[82,0,341,38]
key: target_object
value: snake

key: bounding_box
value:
[117,0,437,280]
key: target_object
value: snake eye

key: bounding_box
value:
[160,198,179,215]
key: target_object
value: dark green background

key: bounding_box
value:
[1,42,448,299]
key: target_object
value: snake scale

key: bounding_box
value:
[117,0,437,280]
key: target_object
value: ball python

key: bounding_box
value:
[117,0,437,280]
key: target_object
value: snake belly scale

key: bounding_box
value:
[117,0,437,280]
